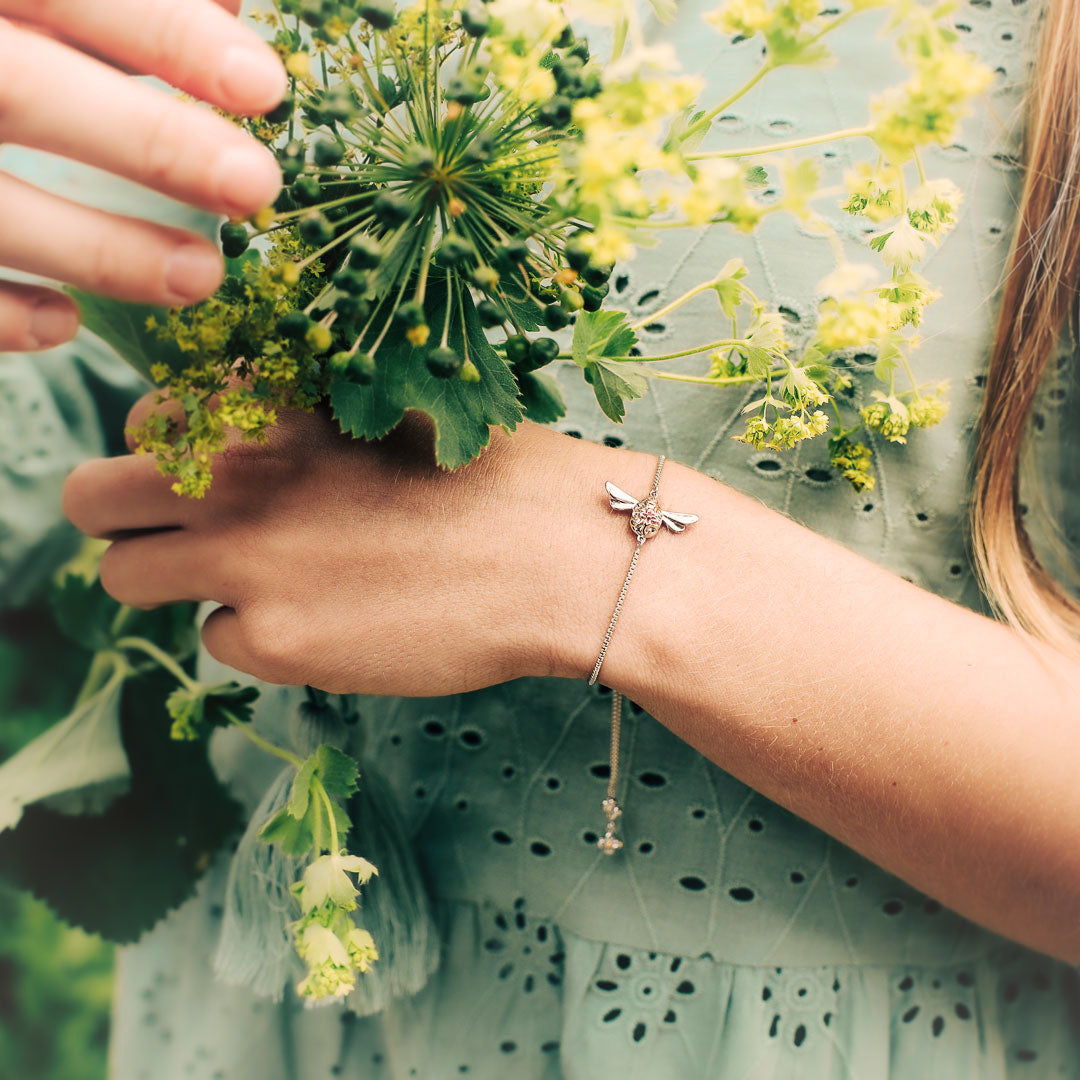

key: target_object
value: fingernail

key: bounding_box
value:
[28,298,79,349]
[219,46,288,113]
[214,144,283,217]
[164,244,224,305]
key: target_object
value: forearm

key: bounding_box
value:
[551,449,1080,963]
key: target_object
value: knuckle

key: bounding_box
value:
[77,226,125,296]
[97,543,133,605]
[0,22,32,129]
[235,605,306,685]
[137,100,188,192]
[147,2,203,88]
[61,459,105,533]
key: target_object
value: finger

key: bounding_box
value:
[1,0,285,116]
[125,388,189,453]
[0,172,223,307]
[0,281,79,351]
[63,455,196,540]
[201,605,304,687]
[98,530,235,609]
[0,21,282,219]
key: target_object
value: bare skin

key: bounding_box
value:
[0,0,285,351]
[62,402,1080,966]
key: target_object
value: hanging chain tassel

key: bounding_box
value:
[597,689,624,855]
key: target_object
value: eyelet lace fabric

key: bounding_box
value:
[3,1,1077,1077]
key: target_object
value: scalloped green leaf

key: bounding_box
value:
[329,282,523,468]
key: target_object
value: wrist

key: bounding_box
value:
[537,442,713,700]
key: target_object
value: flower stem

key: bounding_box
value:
[687,125,873,160]
[115,636,198,692]
[314,777,340,854]
[224,711,304,769]
[677,63,774,145]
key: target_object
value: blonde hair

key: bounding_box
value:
[971,0,1080,653]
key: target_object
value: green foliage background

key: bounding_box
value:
[0,603,113,1080]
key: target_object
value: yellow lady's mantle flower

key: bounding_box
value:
[296,852,379,913]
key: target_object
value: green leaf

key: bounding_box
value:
[288,754,318,819]
[203,682,260,728]
[166,681,260,741]
[713,257,748,319]
[583,360,647,423]
[50,574,117,654]
[259,802,317,856]
[330,282,523,469]
[314,744,359,800]
[664,107,709,153]
[571,309,639,366]
[743,345,775,379]
[869,231,892,253]
[0,671,129,834]
[50,571,197,660]
[67,291,185,385]
[0,668,244,942]
[518,370,566,424]
[744,165,769,188]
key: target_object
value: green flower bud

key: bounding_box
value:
[460,359,481,382]
[313,138,345,167]
[323,86,360,123]
[348,234,383,269]
[333,293,368,319]
[306,324,333,353]
[470,264,499,291]
[328,351,352,375]
[553,25,574,49]
[220,222,250,259]
[476,300,506,328]
[403,145,437,174]
[333,267,369,296]
[494,239,530,269]
[299,211,334,247]
[359,0,396,30]
[349,351,377,385]
[291,175,322,205]
[504,335,531,365]
[560,288,584,312]
[435,234,475,267]
[542,303,571,330]
[461,1,490,36]
[278,310,312,340]
[538,95,573,129]
[395,300,426,328]
[279,139,306,183]
[426,346,463,379]
[374,191,412,226]
[264,93,295,126]
[462,134,493,165]
[583,261,613,287]
[525,336,559,370]
[581,282,609,312]
[564,238,591,272]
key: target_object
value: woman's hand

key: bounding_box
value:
[60,398,658,696]
[0,0,285,352]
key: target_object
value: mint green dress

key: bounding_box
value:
[4,1,1079,1077]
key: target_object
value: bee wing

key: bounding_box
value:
[605,482,638,510]
[662,510,699,532]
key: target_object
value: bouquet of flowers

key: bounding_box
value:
[0,0,990,1007]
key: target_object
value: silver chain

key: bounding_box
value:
[589,455,666,855]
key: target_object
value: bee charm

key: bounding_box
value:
[605,481,699,541]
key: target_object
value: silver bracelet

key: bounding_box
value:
[588,454,699,854]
